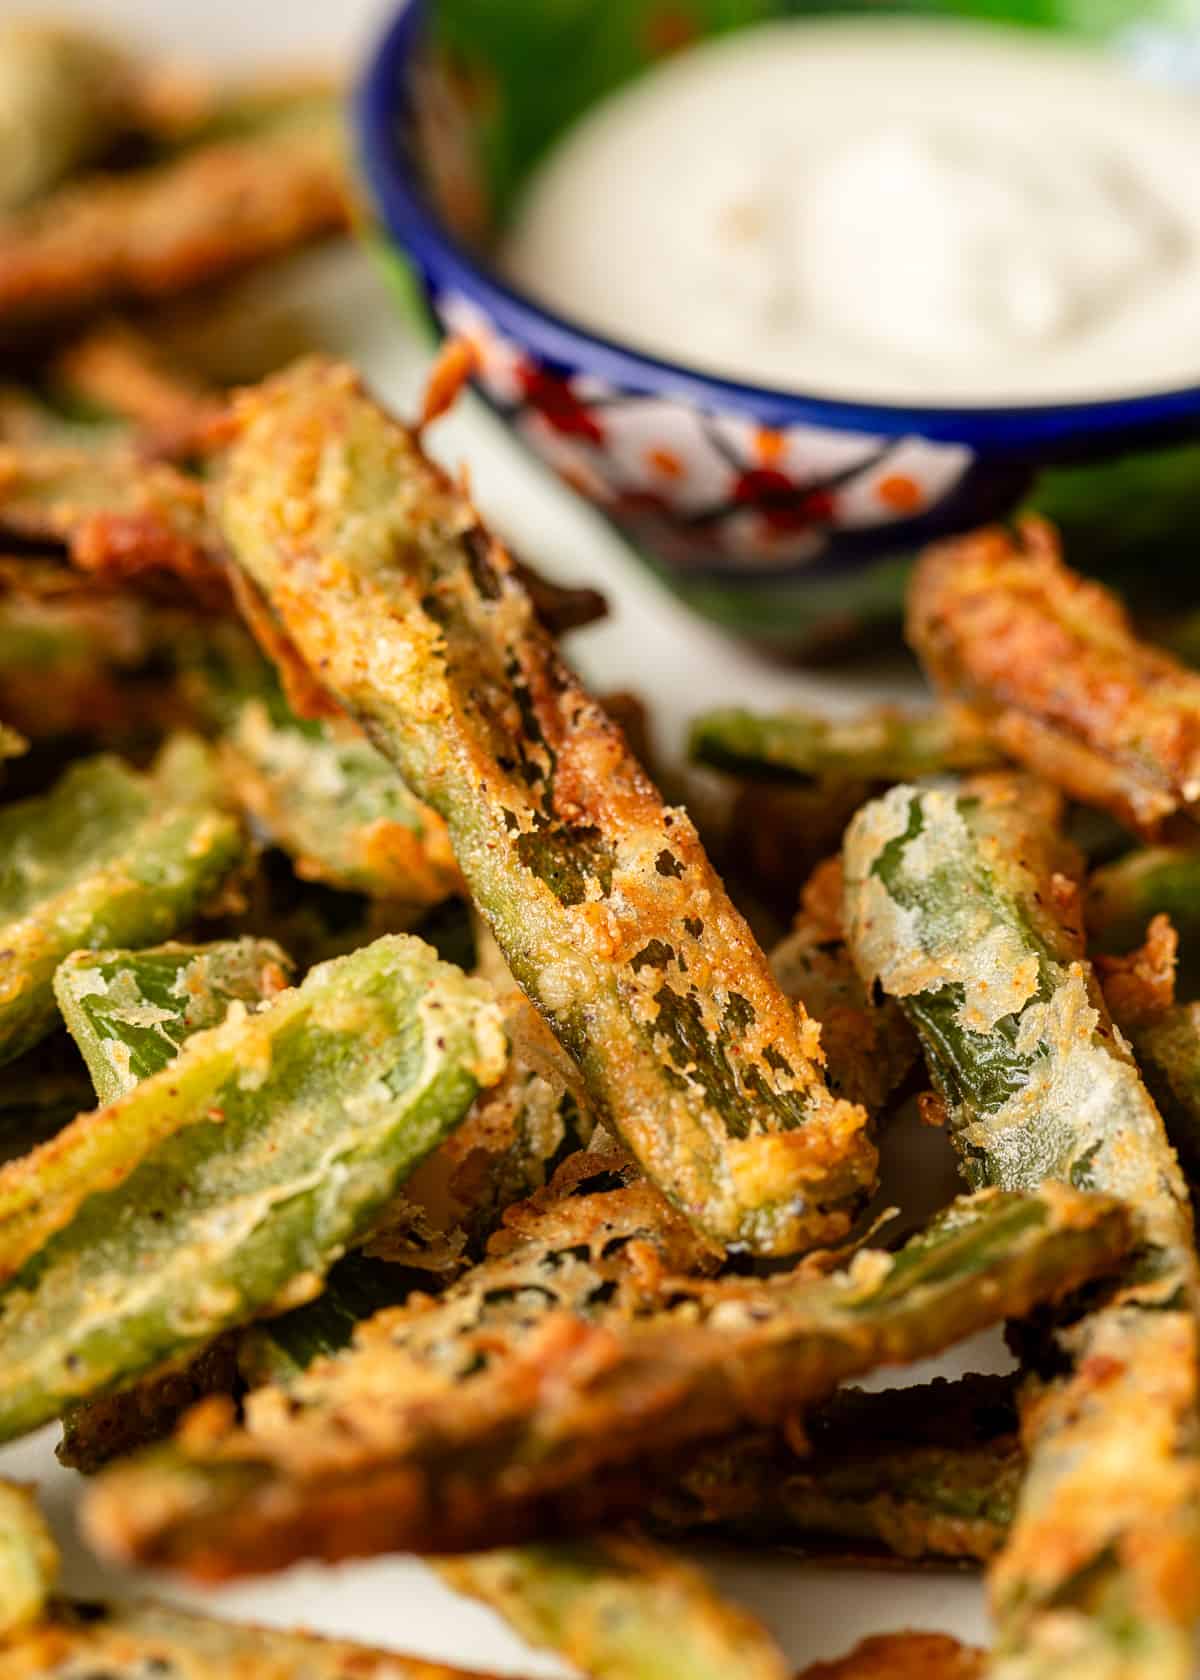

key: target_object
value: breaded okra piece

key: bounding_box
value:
[770,860,918,1118]
[0,560,204,745]
[0,933,506,1441]
[0,1481,57,1636]
[54,938,292,1104]
[844,775,1200,1680]
[1085,844,1200,955]
[52,937,387,1469]
[82,1149,1127,1578]
[0,430,221,597]
[653,1374,1021,1565]
[690,705,1001,784]
[908,518,1200,837]
[0,21,139,211]
[1,1598,530,1679]
[1095,916,1200,1185]
[0,737,244,1066]
[214,356,875,1256]
[0,96,351,332]
[211,672,462,908]
[440,1537,789,1680]
[798,1634,983,1680]
[50,317,224,439]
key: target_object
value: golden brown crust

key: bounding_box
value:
[0,118,351,332]
[797,1633,984,1680]
[82,1163,1126,1579]
[56,1336,241,1473]
[1095,913,1179,1028]
[52,318,224,448]
[2,1598,528,1678]
[908,518,1200,836]
[213,356,876,1255]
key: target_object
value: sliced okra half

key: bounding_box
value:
[0,932,507,1442]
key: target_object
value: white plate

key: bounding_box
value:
[0,1,999,1669]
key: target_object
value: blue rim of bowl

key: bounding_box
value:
[356,0,1200,458]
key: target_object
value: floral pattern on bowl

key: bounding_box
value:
[439,292,973,577]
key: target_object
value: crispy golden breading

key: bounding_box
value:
[441,1534,791,1680]
[82,1155,1127,1579]
[212,357,877,1255]
[52,318,224,446]
[2,1599,531,1678]
[0,439,223,602]
[908,518,1200,836]
[797,1634,984,1680]
[1095,912,1179,1028]
[0,113,351,332]
[56,1336,241,1474]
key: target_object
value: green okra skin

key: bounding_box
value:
[3,1598,517,1679]
[216,357,875,1258]
[1085,845,1200,956]
[439,1537,789,1680]
[81,1178,1130,1578]
[843,779,1200,1680]
[689,705,1002,785]
[0,737,244,1067]
[0,933,507,1442]
[653,1375,1022,1566]
[236,1252,417,1388]
[54,938,293,1105]
[0,1480,58,1636]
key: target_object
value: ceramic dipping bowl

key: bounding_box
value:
[357,0,1200,652]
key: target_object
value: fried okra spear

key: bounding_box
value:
[2,1599,534,1680]
[0,933,506,1443]
[214,356,874,1256]
[799,1634,983,1680]
[844,775,1200,1680]
[690,705,1002,785]
[83,1143,1128,1579]
[0,1481,57,1637]
[652,1374,1021,1566]
[1095,915,1200,1187]
[908,518,1200,838]
[0,737,244,1067]
[0,91,351,334]
[440,1537,790,1680]
[1085,844,1200,956]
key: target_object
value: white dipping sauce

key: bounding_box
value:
[500,19,1200,405]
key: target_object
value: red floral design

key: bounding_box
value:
[731,468,836,533]
[517,367,605,444]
